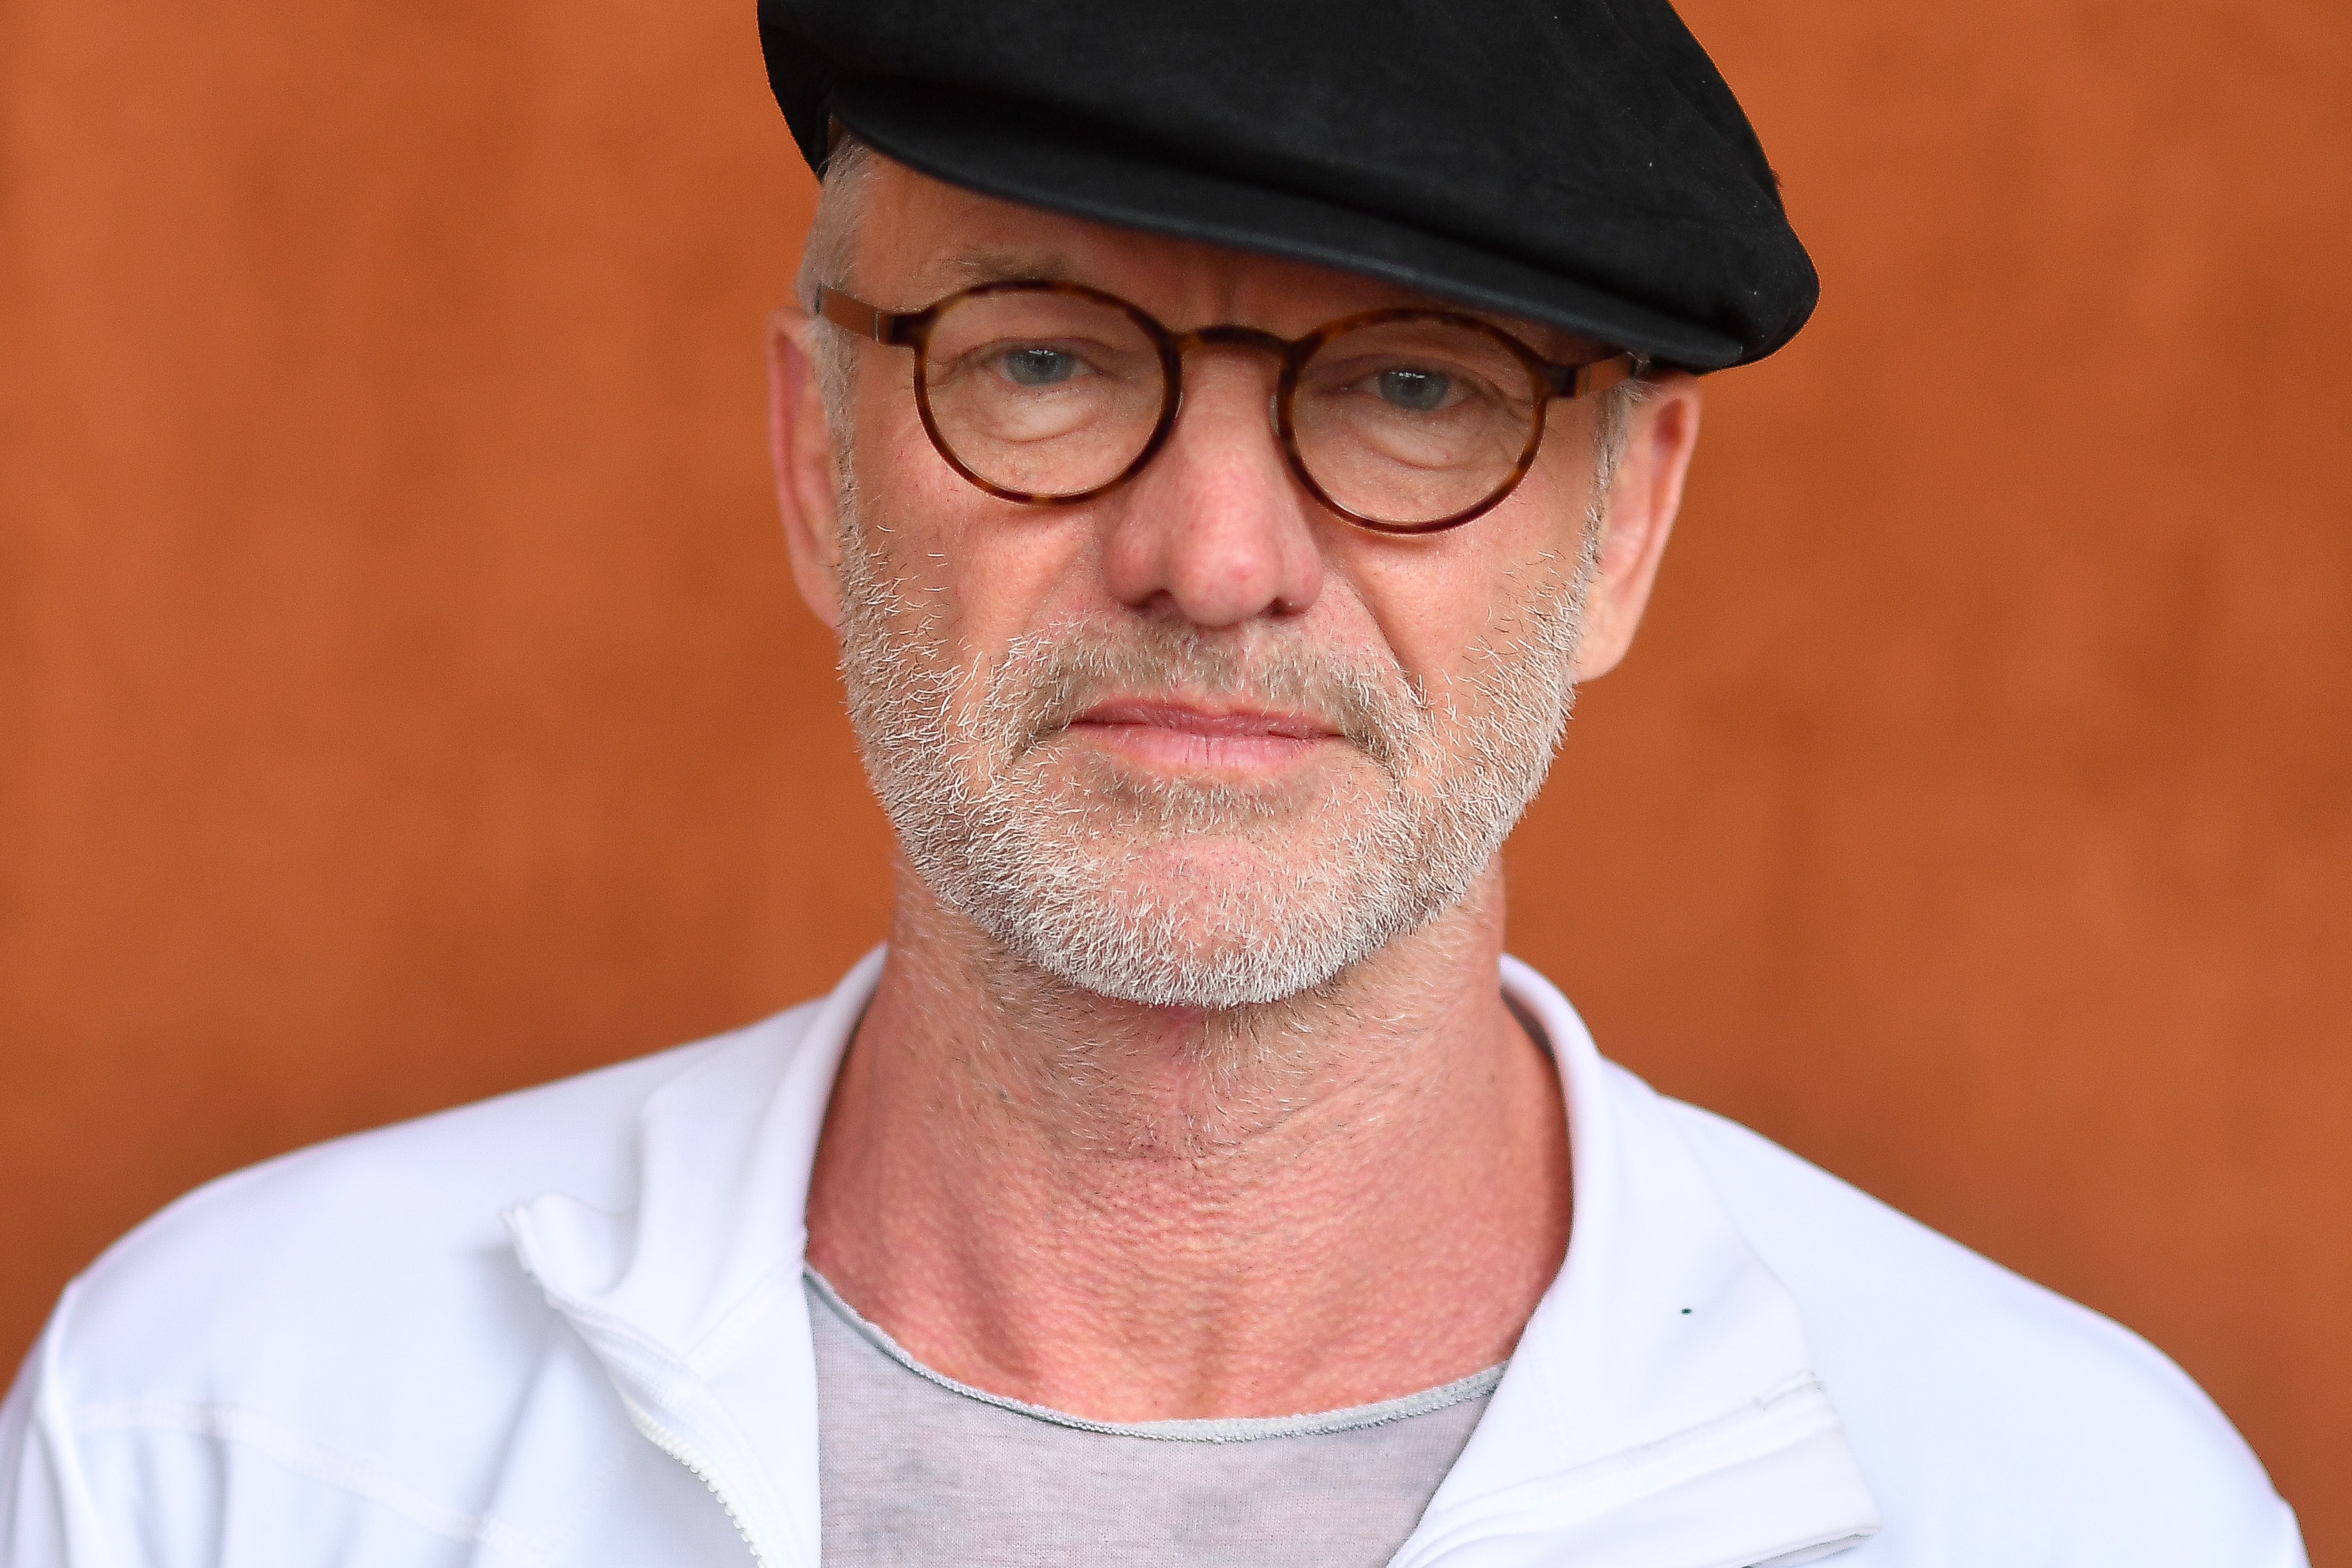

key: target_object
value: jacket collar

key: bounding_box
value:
[508,948,1879,1568]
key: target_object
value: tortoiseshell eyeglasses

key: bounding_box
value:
[817,279,1646,535]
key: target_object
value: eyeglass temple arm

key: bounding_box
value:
[1546,352,1650,400]
[817,286,910,345]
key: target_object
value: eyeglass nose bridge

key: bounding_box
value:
[1155,322,1309,446]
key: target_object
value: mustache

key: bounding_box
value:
[984,620,1425,772]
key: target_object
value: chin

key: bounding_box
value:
[1015,926,1358,1012]
[892,731,1521,1011]
[966,836,1423,1011]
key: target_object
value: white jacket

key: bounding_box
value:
[0,952,2306,1567]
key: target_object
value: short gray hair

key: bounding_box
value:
[795,136,883,442]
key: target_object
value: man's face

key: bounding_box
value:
[778,161,1695,1009]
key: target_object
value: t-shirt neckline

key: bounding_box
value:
[803,1266,1505,1445]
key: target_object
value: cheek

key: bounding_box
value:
[849,373,958,522]
[1326,490,1590,709]
[847,413,1105,663]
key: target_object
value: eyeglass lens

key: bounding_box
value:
[915,290,1546,528]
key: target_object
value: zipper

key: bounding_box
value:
[621,1398,774,1567]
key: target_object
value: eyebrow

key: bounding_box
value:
[934,250,1081,289]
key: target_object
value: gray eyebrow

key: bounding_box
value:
[934,250,1079,288]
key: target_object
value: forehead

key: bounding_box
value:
[852,157,1605,359]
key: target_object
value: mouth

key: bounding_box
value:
[1061,697,1347,776]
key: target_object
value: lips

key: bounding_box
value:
[986,622,1411,773]
[1062,697,1345,773]
[1071,699,1342,741]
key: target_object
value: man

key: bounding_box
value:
[0,1,2308,1564]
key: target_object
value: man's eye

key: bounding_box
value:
[1374,367,1453,412]
[999,347,1082,387]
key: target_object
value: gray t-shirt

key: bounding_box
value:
[807,1271,1499,1567]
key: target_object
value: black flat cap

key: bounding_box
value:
[757,0,1816,370]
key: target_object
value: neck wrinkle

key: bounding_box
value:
[803,853,1573,1423]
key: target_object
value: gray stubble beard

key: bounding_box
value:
[832,476,1601,1013]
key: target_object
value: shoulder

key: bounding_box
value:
[2,1002,831,1567]
[1655,1085,2306,1565]
[31,999,826,1422]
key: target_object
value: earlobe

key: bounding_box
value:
[1570,375,1701,682]
[767,306,847,632]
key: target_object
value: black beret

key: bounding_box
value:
[756,0,1817,370]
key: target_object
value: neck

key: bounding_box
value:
[803,857,1572,1421]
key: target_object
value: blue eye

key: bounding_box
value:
[1376,368,1452,412]
[1002,347,1081,386]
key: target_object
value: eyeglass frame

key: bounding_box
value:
[815,279,1649,536]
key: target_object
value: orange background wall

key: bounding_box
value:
[3,0,2345,1555]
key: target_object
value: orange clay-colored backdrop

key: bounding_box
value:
[3,0,2347,1555]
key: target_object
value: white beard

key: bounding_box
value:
[833,496,1598,1010]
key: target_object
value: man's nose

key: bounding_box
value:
[1097,352,1326,628]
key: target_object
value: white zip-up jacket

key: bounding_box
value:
[0,952,2306,1567]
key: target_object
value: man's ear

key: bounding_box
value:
[767,305,846,632]
[1569,371,1701,682]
